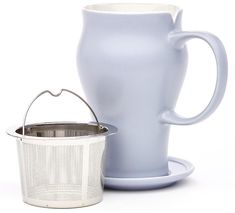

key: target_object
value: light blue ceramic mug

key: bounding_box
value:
[77,3,227,189]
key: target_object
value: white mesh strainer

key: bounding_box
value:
[7,89,117,208]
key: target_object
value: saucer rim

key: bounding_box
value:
[104,156,194,190]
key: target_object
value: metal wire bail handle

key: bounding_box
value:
[22,89,101,136]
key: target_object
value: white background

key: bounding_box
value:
[0,0,234,212]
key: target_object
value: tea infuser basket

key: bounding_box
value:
[7,89,117,208]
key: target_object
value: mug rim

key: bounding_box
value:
[83,3,181,17]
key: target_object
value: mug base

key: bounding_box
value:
[104,157,194,190]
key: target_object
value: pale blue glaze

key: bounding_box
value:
[77,4,227,189]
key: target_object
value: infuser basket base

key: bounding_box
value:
[104,157,194,190]
[23,196,102,208]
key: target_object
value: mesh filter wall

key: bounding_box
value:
[16,137,105,208]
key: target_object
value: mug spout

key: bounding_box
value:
[174,9,183,31]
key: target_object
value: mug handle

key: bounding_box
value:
[160,31,228,125]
